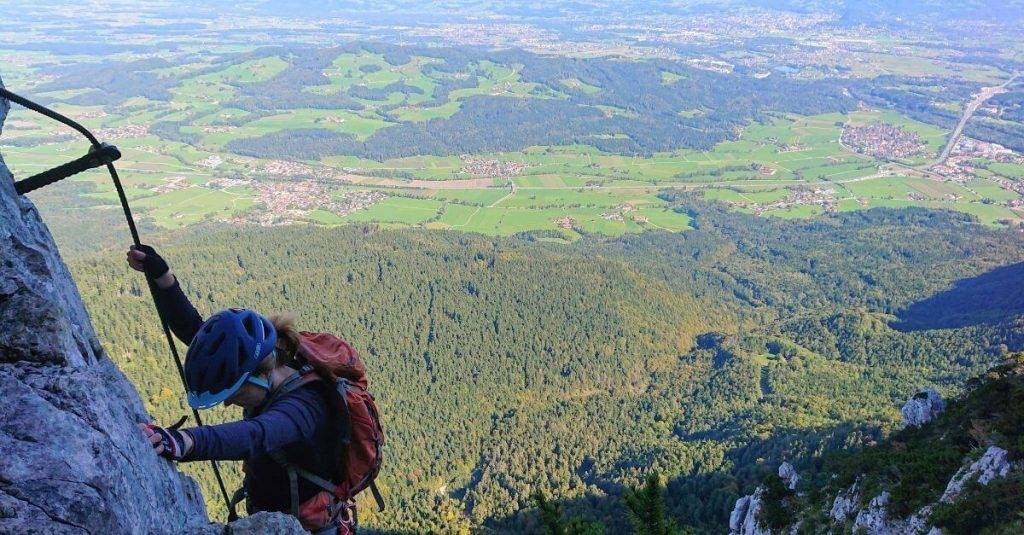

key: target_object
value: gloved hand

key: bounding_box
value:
[127,244,170,280]
[139,422,191,461]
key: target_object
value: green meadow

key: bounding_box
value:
[3,48,1020,236]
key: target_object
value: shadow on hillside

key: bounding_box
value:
[481,473,723,534]
[893,262,1024,332]
[480,422,880,533]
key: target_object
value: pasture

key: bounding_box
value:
[3,46,1021,235]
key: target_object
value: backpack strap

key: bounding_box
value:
[258,365,327,519]
[271,451,385,514]
[336,378,353,445]
[333,378,385,512]
[280,452,301,519]
[263,365,318,407]
[270,449,347,525]
[268,370,386,515]
[369,481,386,512]
[271,451,340,495]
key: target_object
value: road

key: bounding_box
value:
[937,73,1019,163]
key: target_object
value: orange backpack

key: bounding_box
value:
[265,332,385,532]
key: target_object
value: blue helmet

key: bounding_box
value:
[184,308,277,409]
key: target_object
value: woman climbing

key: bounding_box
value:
[129,245,384,534]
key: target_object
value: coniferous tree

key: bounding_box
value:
[623,474,688,535]
[534,491,603,535]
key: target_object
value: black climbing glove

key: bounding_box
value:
[143,423,190,461]
[132,244,170,281]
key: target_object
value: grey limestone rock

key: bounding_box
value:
[223,511,305,534]
[851,491,934,535]
[901,388,945,428]
[727,463,799,535]
[778,461,799,491]
[940,445,1012,503]
[829,481,859,522]
[0,77,209,534]
[852,492,893,535]
[729,487,768,535]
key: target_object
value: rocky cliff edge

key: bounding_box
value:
[0,78,302,534]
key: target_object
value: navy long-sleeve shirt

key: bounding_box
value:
[155,280,338,513]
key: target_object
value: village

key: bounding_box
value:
[932,137,1024,208]
[841,122,925,160]
[599,202,649,224]
[261,159,337,180]
[761,137,808,153]
[552,202,650,231]
[141,169,390,227]
[715,186,840,216]
[226,180,388,227]
[460,155,527,177]
[94,125,148,140]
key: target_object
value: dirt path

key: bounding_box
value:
[488,180,517,207]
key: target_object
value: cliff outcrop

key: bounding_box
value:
[900,388,945,428]
[726,358,1024,534]
[0,79,301,534]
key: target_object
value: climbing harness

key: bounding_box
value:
[0,87,237,520]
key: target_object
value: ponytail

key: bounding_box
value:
[269,312,302,369]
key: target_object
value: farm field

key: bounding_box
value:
[2,46,1022,240]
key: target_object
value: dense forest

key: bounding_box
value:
[537,355,1024,534]
[32,41,1024,156]
[61,199,1024,533]
[36,42,859,159]
[219,45,855,158]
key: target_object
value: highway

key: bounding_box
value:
[937,73,1019,163]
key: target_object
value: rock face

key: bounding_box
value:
[0,81,304,535]
[739,380,1019,534]
[728,463,799,535]
[729,487,768,535]
[829,482,859,522]
[941,445,1012,503]
[850,492,935,535]
[222,512,305,534]
[826,446,1015,534]
[901,388,945,427]
[852,491,891,534]
[778,462,799,490]
[0,79,207,534]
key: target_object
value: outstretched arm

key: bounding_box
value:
[127,245,204,343]
[182,386,329,461]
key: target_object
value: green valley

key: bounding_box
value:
[3,40,1022,244]
[2,2,1024,533]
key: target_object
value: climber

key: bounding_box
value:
[130,245,383,534]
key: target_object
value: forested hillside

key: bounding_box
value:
[36,42,855,159]
[4,2,1024,532]
[729,354,1024,534]
[66,203,1024,532]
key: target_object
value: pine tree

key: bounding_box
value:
[623,474,687,535]
[534,491,603,535]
